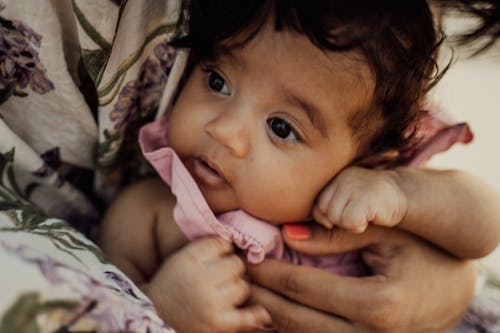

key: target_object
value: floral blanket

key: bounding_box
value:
[0,0,498,332]
[0,214,171,332]
[0,0,179,331]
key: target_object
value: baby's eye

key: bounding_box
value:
[267,117,300,142]
[207,70,231,95]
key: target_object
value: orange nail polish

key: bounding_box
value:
[284,224,311,240]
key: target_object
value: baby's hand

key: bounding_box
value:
[143,237,271,333]
[313,166,407,233]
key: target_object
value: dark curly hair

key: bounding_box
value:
[439,0,500,54]
[171,0,446,159]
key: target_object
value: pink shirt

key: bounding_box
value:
[139,115,472,276]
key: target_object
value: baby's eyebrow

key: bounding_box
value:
[281,89,328,137]
[212,47,246,70]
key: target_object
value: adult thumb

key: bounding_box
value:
[282,223,391,256]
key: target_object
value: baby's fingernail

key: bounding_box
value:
[284,224,311,240]
[319,219,334,229]
[257,324,275,331]
[255,308,273,327]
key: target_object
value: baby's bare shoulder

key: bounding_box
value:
[124,178,175,204]
[99,178,181,281]
[124,178,187,258]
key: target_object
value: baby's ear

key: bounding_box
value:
[354,149,400,168]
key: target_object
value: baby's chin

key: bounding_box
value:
[204,190,312,223]
[204,194,239,216]
[225,206,311,225]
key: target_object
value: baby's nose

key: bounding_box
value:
[204,110,250,158]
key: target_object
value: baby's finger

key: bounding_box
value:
[217,278,252,306]
[183,236,233,262]
[312,206,333,229]
[324,192,347,226]
[208,253,245,278]
[221,304,272,332]
[340,201,370,233]
[315,182,337,214]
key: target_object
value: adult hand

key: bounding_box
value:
[246,224,476,333]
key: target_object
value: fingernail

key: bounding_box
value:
[257,324,275,331]
[319,219,334,229]
[284,224,311,240]
[256,308,273,328]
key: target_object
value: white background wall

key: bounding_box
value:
[429,23,500,274]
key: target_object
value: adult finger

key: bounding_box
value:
[283,223,404,255]
[249,284,363,333]
[247,259,394,328]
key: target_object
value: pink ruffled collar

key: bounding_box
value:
[139,117,284,264]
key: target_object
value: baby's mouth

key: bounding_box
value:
[190,157,228,189]
[200,159,214,172]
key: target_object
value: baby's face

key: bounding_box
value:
[168,22,375,223]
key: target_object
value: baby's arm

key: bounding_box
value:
[313,166,500,259]
[99,178,186,284]
[99,178,270,332]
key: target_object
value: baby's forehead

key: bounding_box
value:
[305,49,376,118]
[302,50,379,143]
[320,50,375,97]
[212,29,378,137]
[217,33,375,95]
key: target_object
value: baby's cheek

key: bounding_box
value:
[167,126,189,155]
[239,183,315,223]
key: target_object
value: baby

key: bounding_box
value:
[100,1,500,332]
